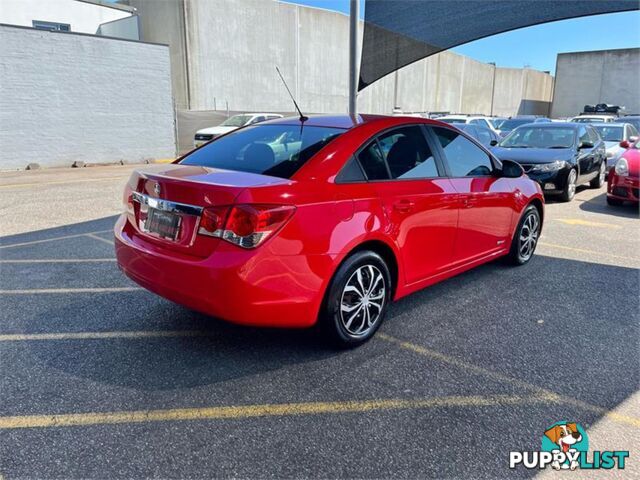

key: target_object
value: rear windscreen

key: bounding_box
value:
[180,125,345,179]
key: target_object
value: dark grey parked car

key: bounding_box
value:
[456,123,501,148]
[492,123,607,202]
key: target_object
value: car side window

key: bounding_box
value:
[579,127,590,145]
[628,125,638,138]
[376,126,440,179]
[357,141,390,180]
[476,127,492,147]
[432,126,494,177]
[587,127,599,143]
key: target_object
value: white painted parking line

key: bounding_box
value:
[0,287,140,294]
[378,333,640,428]
[0,258,116,264]
[0,330,208,342]
[0,230,113,249]
[85,233,114,246]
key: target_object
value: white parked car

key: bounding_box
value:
[194,113,283,148]
[437,115,505,137]
[570,114,617,124]
[592,122,639,168]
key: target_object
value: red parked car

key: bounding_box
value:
[115,115,544,346]
[607,140,639,206]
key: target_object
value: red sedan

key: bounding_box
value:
[607,141,639,206]
[115,115,544,346]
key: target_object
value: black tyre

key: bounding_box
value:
[606,196,623,206]
[560,168,577,202]
[320,250,392,348]
[590,161,606,189]
[506,205,541,266]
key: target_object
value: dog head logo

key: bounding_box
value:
[544,423,582,453]
[541,421,589,470]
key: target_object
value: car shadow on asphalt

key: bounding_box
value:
[576,191,639,219]
[3,215,638,414]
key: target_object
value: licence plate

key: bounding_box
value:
[145,207,181,241]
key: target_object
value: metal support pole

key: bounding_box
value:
[348,0,359,116]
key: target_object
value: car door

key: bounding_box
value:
[577,126,596,179]
[355,125,459,285]
[429,125,516,265]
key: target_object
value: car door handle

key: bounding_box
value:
[393,200,415,213]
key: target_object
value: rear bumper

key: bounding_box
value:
[607,174,639,203]
[114,215,332,328]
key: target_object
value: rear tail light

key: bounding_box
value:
[198,204,295,248]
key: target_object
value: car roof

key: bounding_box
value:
[513,122,580,128]
[592,122,623,127]
[263,114,393,129]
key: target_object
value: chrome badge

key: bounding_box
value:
[154,183,161,196]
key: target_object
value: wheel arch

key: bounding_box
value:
[345,239,400,299]
[528,197,544,229]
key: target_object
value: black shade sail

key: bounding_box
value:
[359,0,640,91]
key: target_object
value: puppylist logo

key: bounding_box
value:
[509,421,630,471]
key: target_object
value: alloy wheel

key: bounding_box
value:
[519,212,540,261]
[340,265,386,337]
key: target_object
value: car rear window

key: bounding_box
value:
[180,125,345,179]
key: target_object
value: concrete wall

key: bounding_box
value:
[132,0,553,117]
[0,25,175,170]
[359,53,553,116]
[0,0,133,34]
[129,0,189,109]
[551,48,640,118]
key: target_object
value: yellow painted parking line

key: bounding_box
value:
[0,330,207,342]
[0,394,553,430]
[0,258,116,264]
[556,218,622,229]
[0,176,127,189]
[153,158,176,164]
[378,333,640,428]
[538,242,639,262]
[0,287,140,294]
[85,233,113,246]
[0,230,113,249]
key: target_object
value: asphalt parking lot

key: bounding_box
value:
[0,165,638,479]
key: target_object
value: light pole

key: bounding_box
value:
[348,0,359,116]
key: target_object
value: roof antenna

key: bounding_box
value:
[276,66,308,122]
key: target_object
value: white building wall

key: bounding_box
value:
[0,0,133,34]
[0,25,175,170]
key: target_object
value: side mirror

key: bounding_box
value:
[489,139,499,147]
[619,140,630,149]
[499,159,524,178]
[579,141,594,149]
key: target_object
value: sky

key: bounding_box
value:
[285,0,640,73]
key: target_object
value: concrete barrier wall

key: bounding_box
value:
[132,0,553,117]
[0,25,176,170]
[551,48,640,118]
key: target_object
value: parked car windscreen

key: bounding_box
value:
[499,127,576,149]
[180,124,345,179]
[489,118,506,129]
[594,125,623,142]
[220,115,253,127]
